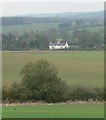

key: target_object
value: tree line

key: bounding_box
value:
[1,11,103,25]
[2,28,103,51]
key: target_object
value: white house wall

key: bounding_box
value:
[49,45,66,50]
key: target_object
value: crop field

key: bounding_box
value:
[2,51,104,87]
[2,103,104,118]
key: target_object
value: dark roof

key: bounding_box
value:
[49,43,65,46]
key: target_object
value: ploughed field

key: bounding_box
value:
[2,51,104,87]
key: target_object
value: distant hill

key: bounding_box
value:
[1,11,103,25]
[19,11,103,18]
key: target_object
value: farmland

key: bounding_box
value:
[2,103,104,118]
[2,51,104,87]
[1,9,104,119]
[1,24,104,34]
[1,23,59,34]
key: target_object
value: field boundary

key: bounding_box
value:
[3,50,81,53]
[1,101,104,106]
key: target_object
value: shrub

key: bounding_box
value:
[68,86,104,101]
[9,82,32,102]
[2,83,32,102]
[2,86,11,102]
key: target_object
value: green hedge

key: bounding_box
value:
[2,85,104,103]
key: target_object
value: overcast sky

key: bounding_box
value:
[2,2,104,16]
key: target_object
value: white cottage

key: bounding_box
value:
[49,42,69,50]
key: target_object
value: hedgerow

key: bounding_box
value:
[2,60,105,103]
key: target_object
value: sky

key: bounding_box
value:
[1,2,105,16]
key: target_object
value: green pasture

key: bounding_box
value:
[1,23,59,34]
[1,24,104,34]
[2,51,104,87]
[85,25,104,33]
[68,25,104,35]
[2,103,104,118]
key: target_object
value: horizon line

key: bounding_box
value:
[2,10,104,17]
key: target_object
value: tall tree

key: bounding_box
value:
[20,60,68,103]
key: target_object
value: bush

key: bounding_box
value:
[2,86,11,102]
[68,86,104,101]
[3,82,33,103]
[10,82,32,102]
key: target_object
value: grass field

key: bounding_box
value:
[2,103,104,118]
[85,25,104,33]
[1,24,104,34]
[1,23,59,34]
[2,51,104,87]
[68,25,104,35]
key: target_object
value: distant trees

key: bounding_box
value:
[2,24,103,51]
[58,20,84,30]
[75,20,84,27]
[72,29,103,50]
[2,32,27,51]
[1,12,104,51]
[2,31,50,50]
[2,33,15,50]
[35,31,49,50]
[59,22,72,30]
